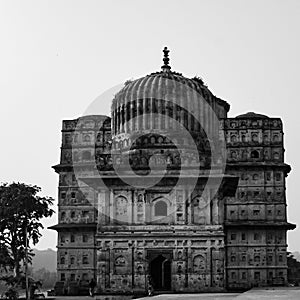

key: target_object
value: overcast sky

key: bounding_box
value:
[0,0,299,251]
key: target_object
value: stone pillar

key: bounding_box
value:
[96,248,104,292]
[110,190,114,224]
[204,190,211,225]
[143,192,146,223]
[131,190,135,224]
[187,240,192,286]
[145,193,150,223]
[98,190,108,225]
[212,197,219,225]
[218,197,224,224]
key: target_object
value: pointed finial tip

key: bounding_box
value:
[162,46,171,72]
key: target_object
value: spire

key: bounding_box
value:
[161,46,171,72]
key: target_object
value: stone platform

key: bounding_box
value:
[135,287,300,300]
[33,288,300,300]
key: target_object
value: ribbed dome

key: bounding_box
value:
[111,47,229,143]
[236,112,269,119]
[112,70,205,106]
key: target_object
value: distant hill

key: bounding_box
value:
[31,248,57,273]
[292,251,300,262]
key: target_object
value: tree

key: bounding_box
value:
[32,268,57,289]
[0,182,54,297]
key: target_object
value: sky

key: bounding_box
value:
[0,0,299,251]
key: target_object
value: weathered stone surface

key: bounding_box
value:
[51,54,294,295]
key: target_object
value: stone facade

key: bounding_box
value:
[224,113,293,289]
[51,50,295,295]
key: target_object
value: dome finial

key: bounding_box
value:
[161,46,171,72]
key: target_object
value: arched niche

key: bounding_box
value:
[114,195,129,223]
[193,255,206,274]
[192,196,208,225]
[150,197,173,224]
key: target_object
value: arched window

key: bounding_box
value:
[274,152,280,160]
[82,255,89,264]
[193,255,206,273]
[70,235,75,243]
[251,150,259,159]
[61,212,66,221]
[82,234,88,243]
[231,151,237,159]
[70,257,75,265]
[115,196,128,218]
[252,133,258,142]
[65,134,71,144]
[82,151,91,161]
[154,200,168,217]
[60,257,65,265]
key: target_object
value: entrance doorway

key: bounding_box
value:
[149,254,172,291]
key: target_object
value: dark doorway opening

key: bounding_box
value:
[149,254,171,291]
